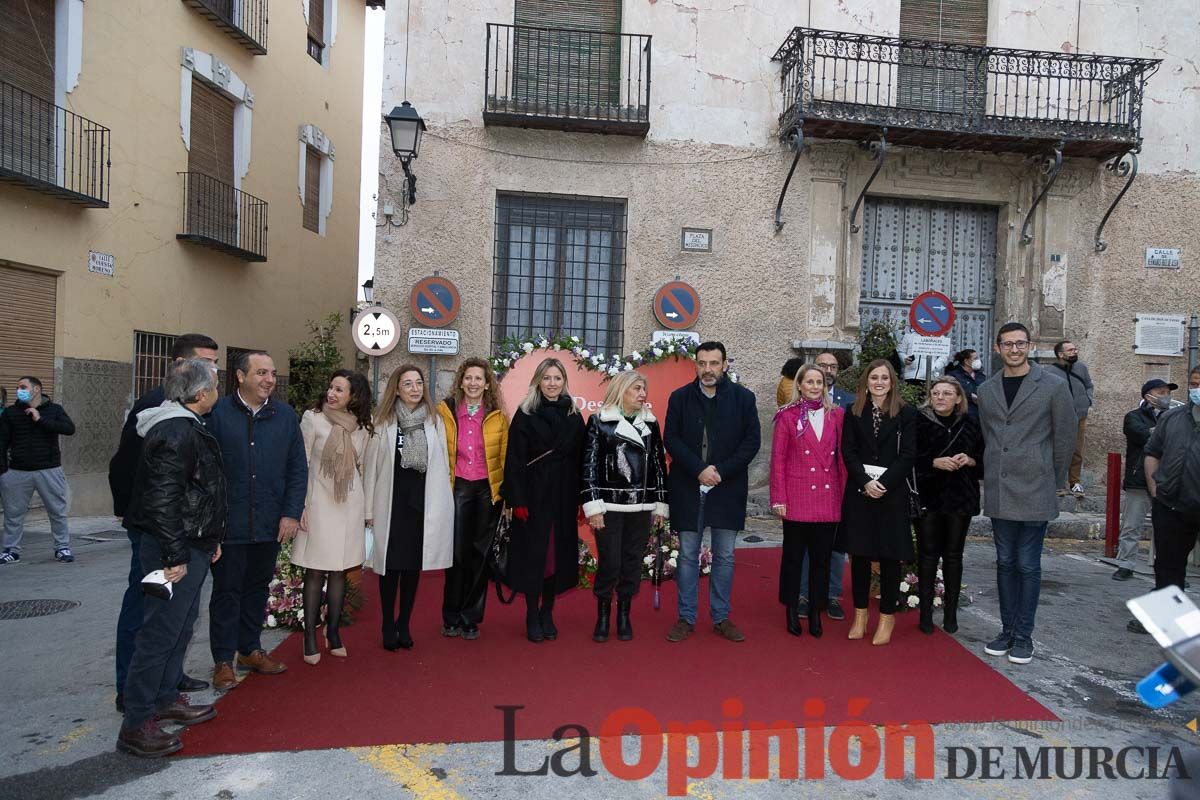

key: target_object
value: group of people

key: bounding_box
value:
[3,320,1199,760]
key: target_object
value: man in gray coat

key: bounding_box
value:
[1050,340,1094,495]
[977,322,1076,665]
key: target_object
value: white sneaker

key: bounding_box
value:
[1070,483,1084,496]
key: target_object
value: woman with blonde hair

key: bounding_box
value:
[770,363,846,639]
[364,364,453,650]
[581,370,669,642]
[291,370,373,665]
[914,377,982,635]
[501,357,586,643]
[838,359,918,646]
[436,357,509,640]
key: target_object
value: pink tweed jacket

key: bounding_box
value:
[769,404,846,523]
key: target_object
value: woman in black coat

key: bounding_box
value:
[914,378,982,635]
[501,357,586,643]
[838,359,917,646]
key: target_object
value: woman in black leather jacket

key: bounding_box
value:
[581,370,669,643]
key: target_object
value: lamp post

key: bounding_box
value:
[362,277,374,304]
[384,101,426,205]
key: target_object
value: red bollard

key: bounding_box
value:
[1105,452,1122,558]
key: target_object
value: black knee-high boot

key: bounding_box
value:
[525,592,544,643]
[379,572,400,651]
[540,578,558,640]
[942,553,964,633]
[918,554,938,635]
[395,569,419,649]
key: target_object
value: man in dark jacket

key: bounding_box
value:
[1050,340,1094,495]
[1144,367,1200,597]
[1114,379,1177,585]
[109,333,218,711]
[116,358,226,758]
[206,351,307,689]
[664,342,760,643]
[0,376,76,564]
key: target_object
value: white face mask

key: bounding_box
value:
[971,359,983,371]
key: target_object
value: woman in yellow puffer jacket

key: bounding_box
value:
[436,358,509,639]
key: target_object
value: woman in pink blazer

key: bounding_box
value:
[770,363,847,638]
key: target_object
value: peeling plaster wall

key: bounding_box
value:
[377,0,1200,487]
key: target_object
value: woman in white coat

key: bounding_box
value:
[291,370,373,665]
[364,364,453,650]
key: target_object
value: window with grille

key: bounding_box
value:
[307,0,325,62]
[492,192,626,354]
[133,331,178,398]
[897,0,988,115]
[302,146,320,232]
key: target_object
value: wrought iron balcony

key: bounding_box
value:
[182,0,268,55]
[0,80,110,207]
[772,27,1160,159]
[176,172,268,262]
[484,23,651,136]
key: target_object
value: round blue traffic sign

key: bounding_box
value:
[909,291,956,337]
[409,276,460,328]
[653,281,701,330]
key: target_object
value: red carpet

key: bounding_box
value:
[182,548,1056,756]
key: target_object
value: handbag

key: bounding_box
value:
[488,512,517,604]
[898,425,926,520]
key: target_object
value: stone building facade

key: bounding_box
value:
[0,0,379,514]
[374,0,1200,491]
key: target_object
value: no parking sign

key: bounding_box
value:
[909,291,956,337]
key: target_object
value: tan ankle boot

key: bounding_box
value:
[848,608,870,640]
[872,613,895,645]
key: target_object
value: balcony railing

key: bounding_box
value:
[0,80,110,207]
[176,172,268,262]
[772,28,1160,158]
[182,0,268,55]
[484,23,651,136]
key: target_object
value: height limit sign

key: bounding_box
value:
[353,306,401,357]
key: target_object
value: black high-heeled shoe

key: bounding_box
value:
[786,605,802,637]
[807,609,823,639]
[382,623,399,652]
[395,622,414,650]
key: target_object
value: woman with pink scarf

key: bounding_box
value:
[770,363,846,639]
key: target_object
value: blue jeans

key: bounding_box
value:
[990,519,1047,645]
[676,528,737,625]
[122,535,209,728]
[116,531,144,693]
[800,550,846,601]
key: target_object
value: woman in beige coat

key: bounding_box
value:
[291,370,373,665]
[364,364,453,650]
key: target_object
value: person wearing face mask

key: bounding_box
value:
[1114,379,1179,590]
[1140,367,1200,606]
[771,364,846,639]
[290,370,374,665]
[1050,340,1094,496]
[0,375,76,565]
[502,358,586,643]
[365,365,454,651]
[838,359,918,646]
[436,358,510,640]
[913,378,983,635]
[945,349,987,420]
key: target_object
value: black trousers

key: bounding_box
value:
[851,556,901,614]
[1153,499,1200,591]
[914,512,971,610]
[442,479,497,628]
[209,540,280,663]
[779,521,837,610]
[593,510,652,601]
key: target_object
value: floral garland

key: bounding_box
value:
[488,332,739,383]
[577,540,599,590]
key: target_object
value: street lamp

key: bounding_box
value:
[361,277,374,304]
[384,101,426,205]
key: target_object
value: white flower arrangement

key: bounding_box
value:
[906,595,920,608]
[489,332,702,379]
[899,580,911,593]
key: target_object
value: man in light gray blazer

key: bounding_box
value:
[977,322,1077,665]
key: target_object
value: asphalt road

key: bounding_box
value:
[0,514,1196,799]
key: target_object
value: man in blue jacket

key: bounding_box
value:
[206,351,307,690]
[664,342,761,643]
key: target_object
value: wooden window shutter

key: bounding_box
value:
[513,0,621,33]
[0,0,56,101]
[0,264,57,400]
[898,0,988,114]
[188,77,235,184]
[303,147,321,233]
[512,0,623,111]
[309,0,325,46]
